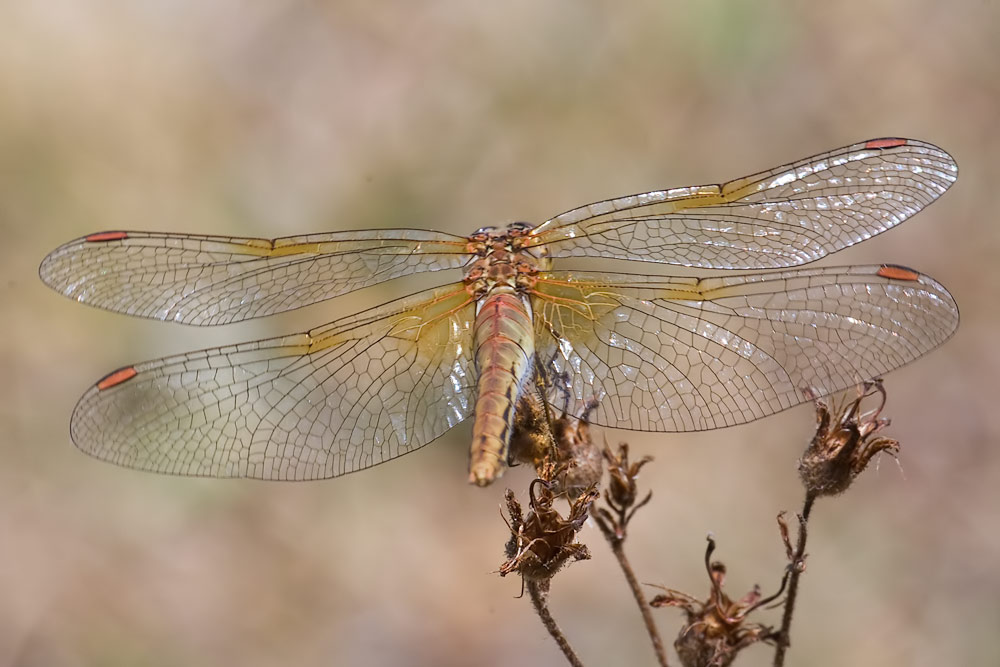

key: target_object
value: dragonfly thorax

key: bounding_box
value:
[463,222,550,299]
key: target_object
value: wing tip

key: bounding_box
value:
[873,263,961,339]
[861,137,958,175]
[39,231,129,288]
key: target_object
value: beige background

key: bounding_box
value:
[2,2,998,666]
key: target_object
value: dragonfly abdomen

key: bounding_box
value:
[469,289,535,486]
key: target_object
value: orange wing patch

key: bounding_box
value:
[96,366,138,391]
[876,264,920,281]
[85,231,129,242]
[865,138,908,149]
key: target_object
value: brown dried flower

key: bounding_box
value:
[650,537,781,667]
[605,442,652,512]
[594,442,653,542]
[509,396,603,498]
[499,469,598,587]
[799,379,899,497]
[508,396,550,468]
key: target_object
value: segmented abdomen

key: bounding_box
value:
[469,290,535,486]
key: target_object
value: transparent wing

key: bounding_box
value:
[40,229,470,325]
[70,283,477,479]
[530,267,958,431]
[527,138,957,269]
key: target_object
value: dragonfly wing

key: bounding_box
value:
[529,138,956,269]
[71,283,477,479]
[40,229,470,325]
[531,268,958,432]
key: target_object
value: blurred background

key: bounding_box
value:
[2,2,998,666]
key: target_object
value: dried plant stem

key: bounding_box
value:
[527,580,586,667]
[594,514,670,667]
[773,492,816,667]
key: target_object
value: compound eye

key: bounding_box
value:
[473,225,498,236]
[507,221,535,233]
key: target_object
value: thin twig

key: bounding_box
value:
[773,492,816,667]
[593,513,670,667]
[527,580,586,667]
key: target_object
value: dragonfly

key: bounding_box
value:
[40,137,959,486]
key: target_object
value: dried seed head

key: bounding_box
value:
[593,442,654,543]
[604,442,653,511]
[499,474,598,583]
[650,538,778,667]
[508,396,550,468]
[509,396,604,498]
[551,412,604,496]
[799,379,899,497]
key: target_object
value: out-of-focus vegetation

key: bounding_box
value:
[2,2,998,666]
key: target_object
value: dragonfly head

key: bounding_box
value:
[472,225,499,237]
[472,222,536,238]
[506,221,535,234]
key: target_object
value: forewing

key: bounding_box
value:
[528,138,956,269]
[40,229,470,325]
[531,268,958,432]
[71,283,477,479]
